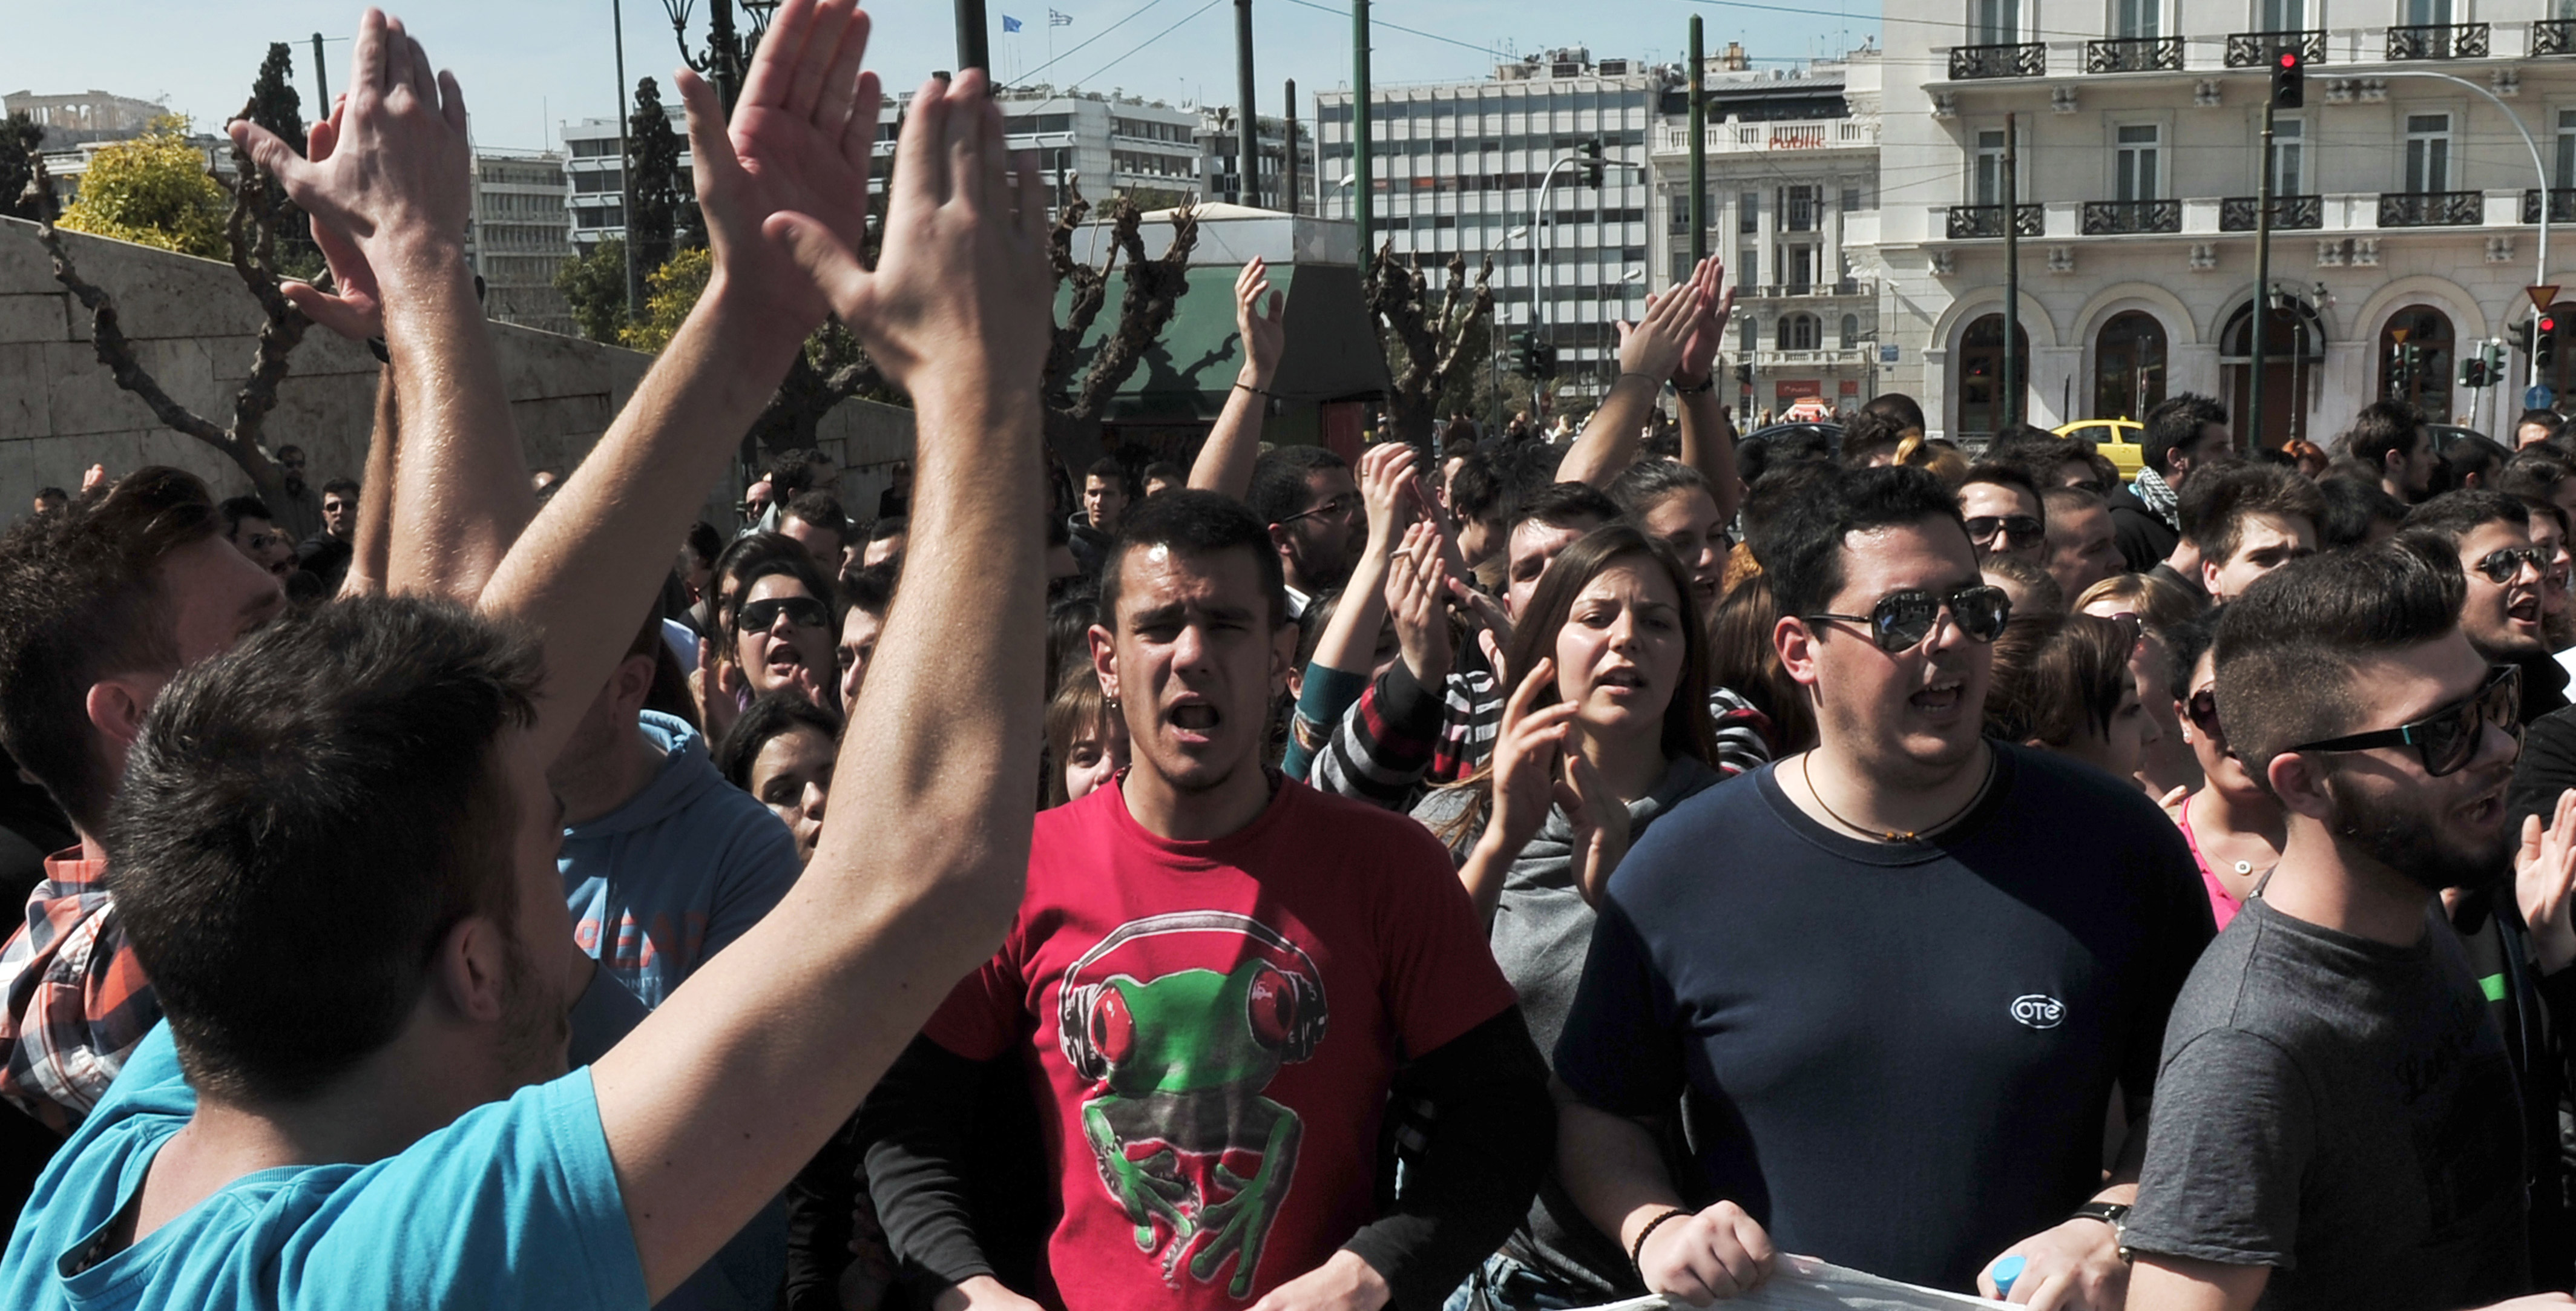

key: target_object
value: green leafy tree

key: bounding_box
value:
[555,237,630,344]
[245,43,320,275]
[56,115,229,258]
[619,246,711,352]
[0,112,44,221]
[628,77,685,275]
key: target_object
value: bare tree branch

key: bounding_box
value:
[1071,201,1197,424]
[1368,243,1495,442]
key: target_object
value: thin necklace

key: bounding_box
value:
[1802,750,1994,844]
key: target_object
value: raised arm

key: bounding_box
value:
[1187,258,1284,500]
[1554,278,1703,490]
[586,23,1054,1300]
[340,364,398,598]
[1668,257,1742,521]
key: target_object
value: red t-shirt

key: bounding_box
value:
[922,776,1517,1310]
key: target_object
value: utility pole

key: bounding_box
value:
[1235,0,1259,207]
[956,0,991,75]
[2002,112,2021,428]
[2251,98,2275,452]
[614,0,640,324]
[311,33,330,115]
[1688,16,1706,265]
[1284,79,1300,215]
[1353,0,1372,257]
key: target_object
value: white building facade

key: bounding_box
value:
[561,105,692,257]
[1862,0,2576,447]
[1198,107,1320,214]
[468,149,575,337]
[1315,50,1665,396]
[868,90,1203,220]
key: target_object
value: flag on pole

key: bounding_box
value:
[1003,14,1024,31]
[1050,8,1074,24]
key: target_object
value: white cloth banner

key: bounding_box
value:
[1576,1254,1996,1311]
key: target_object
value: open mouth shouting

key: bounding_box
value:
[1910,674,1968,719]
[1166,696,1223,745]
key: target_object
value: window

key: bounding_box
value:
[1782,185,1819,232]
[2256,0,2304,31]
[2272,117,2304,196]
[1779,244,1818,289]
[1739,191,1760,234]
[1740,246,1760,286]
[2558,108,2576,190]
[1974,127,2009,205]
[2094,312,2169,421]
[1779,314,1821,350]
[2115,124,2161,201]
[2403,0,2452,24]
[1957,314,2031,436]
[1740,316,1760,356]
[2406,113,2452,192]
[1972,0,2020,44]
[1841,185,1864,212]
[2112,0,2158,39]
[1841,314,1862,347]
[2379,304,2455,419]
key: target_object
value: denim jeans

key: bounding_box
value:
[1441,1252,1597,1311]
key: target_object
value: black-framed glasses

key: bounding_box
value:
[1806,584,2013,654]
[1964,515,2043,549]
[2185,688,2222,740]
[738,596,832,633]
[2284,663,2522,778]
[1278,493,1361,527]
[2474,546,2548,585]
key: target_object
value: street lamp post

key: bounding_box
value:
[659,0,775,114]
[2378,69,2551,393]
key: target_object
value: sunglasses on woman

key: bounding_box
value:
[2282,663,2522,778]
[738,596,832,633]
[1806,584,2013,654]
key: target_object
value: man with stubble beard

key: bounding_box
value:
[2123,541,2576,1311]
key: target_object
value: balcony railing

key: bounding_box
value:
[1742,279,1876,299]
[1949,42,2048,80]
[2086,35,2184,73]
[2378,190,2484,226]
[2226,29,2327,66]
[1947,204,2045,238]
[2082,199,2182,234]
[2526,189,2576,223]
[2387,22,2490,60]
[2537,19,2576,56]
[1653,117,1878,156]
[2221,194,2324,230]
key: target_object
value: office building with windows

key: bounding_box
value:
[1315,50,1668,398]
[1861,0,2576,445]
[1198,107,1319,214]
[560,106,692,257]
[1652,55,1884,421]
[467,148,576,337]
[871,88,1204,218]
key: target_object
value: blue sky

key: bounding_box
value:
[7,0,1878,154]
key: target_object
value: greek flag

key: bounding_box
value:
[1050,8,1074,24]
[1002,14,1024,31]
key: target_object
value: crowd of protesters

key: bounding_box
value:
[9,7,2576,1311]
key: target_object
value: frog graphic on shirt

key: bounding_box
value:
[1057,912,1329,1297]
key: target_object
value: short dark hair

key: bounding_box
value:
[1980,554,2065,615]
[2161,610,2216,698]
[2402,488,2531,549]
[320,478,361,501]
[1984,612,2133,746]
[2498,450,2575,505]
[1508,481,1622,537]
[684,521,724,568]
[843,561,899,618]
[1247,446,1349,528]
[2526,496,2572,537]
[1608,459,1714,519]
[2314,475,2409,550]
[1763,464,1966,620]
[2348,399,2426,470]
[1957,461,2043,518]
[1838,410,1910,467]
[869,514,908,543]
[107,596,539,1100]
[2038,484,2103,522]
[1859,392,1926,433]
[2142,393,2227,475]
[32,487,70,505]
[1741,426,1833,485]
[1448,452,1506,522]
[2213,536,2465,789]
[1100,490,1287,632]
[217,496,276,537]
[1083,457,1129,489]
[708,531,810,629]
[2192,464,2325,565]
[783,491,848,538]
[712,689,843,792]
[274,444,305,460]
[0,467,221,834]
[2440,435,2512,491]
[1140,461,1187,490]
[2518,409,2568,439]
[2172,456,2245,543]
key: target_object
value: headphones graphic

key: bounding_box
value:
[1056,911,1329,1082]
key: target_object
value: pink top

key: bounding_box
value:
[2175,793,2242,932]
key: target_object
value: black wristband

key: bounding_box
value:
[1629,1207,1692,1276]
[1674,373,1717,396]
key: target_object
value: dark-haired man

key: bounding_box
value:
[1554,464,2210,1306]
[859,489,1552,1311]
[267,444,323,542]
[2315,475,2409,550]
[2113,394,2231,573]
[1249,446,1364,618]
[779,490,849,577]
[2192,465,2322,605]
[2518,408,2568,452]
[2404,491,2569,726]
[294,477,361,594]
[28,489,67,517]
[2123,542,2568,1311]
[836,562,896,716]
[1066,459,1127,578]
[2,8,1056,1310]
[216,496,297,580]
[1958,461,2046,567]
[2352,399,2440,507]
[2041,485,2121,600]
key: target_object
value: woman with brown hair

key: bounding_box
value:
[1982,610,2162,784]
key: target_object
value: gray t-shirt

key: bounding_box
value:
[2124,895,2528,1311]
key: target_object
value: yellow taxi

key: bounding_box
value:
[2052,418,2146,483]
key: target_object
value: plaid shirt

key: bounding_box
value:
[0,851,158,1133]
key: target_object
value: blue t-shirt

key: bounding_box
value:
[564,712,801,1010]
[1554,745,2212,1292]
[0,1024,648,1310]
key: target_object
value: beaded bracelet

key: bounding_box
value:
[1629,1206,1693,1276]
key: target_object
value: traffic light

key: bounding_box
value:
[2462,350,2488,389]
[2491,339,2511,379]
[1577,138,1606,186]
[1534,343,1559,379]
[1734,361,1754,389]
[2271,48,2304,109]
[2541,314,2560,369]
[2512,319,2538,358]
[1510,330,1536,377]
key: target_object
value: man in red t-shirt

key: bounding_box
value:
[860,490,1551,1311]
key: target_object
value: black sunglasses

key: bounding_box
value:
[1278,493,1361,527]
[738,596,832,634]
[1806,584,2013,654]
[2284,663,2522,778]
[1964,515,2044,549]
[2474,546,2548,585]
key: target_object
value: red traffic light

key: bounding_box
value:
[2279,50,2299,68]
[2545,316,2559,334]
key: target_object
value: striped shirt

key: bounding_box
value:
[0,853,157,1133]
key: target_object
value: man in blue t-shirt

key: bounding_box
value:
[0,8,1055,1309]
[1552,465,2211,1307]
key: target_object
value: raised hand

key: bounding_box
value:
[1556,748,1630,907]
[279,95,387,341]
[1355,440,1417,544]
[1614,277,1706,388]
[1671,255,1735,389]
[768,68,1052,398]
[2518,787,2576,973]
[1235,257,1286,389]
[228,10,471,277]
[1485,659,1580,852]
[1387,521,1452,688]
[677,0,882,335]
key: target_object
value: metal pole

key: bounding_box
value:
[711,0,744,111]
[1536,157,1579,410]
[1688,16,1706,266]
[1284,79,1300,215]
[956,0,991,76]
[614,0,640,324]
[2252,99,2274,453]
[2378,70,2548,388]
[2002,112,2020,429]
[1353,0,1372,256]
[1235,0,1259,207]
[311,33,331,115]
